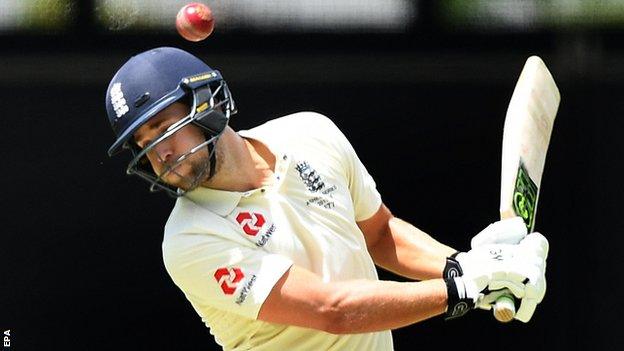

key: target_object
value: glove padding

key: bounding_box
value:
[512,232,549,322]
[443,217,527,280]
[470,217,528,247]
[453,217,529,290]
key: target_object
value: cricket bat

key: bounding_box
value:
[493,56,560,322]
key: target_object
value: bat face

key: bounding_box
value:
[500,56,560,231]
[513,162,539,232]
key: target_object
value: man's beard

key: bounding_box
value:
[184,155,212,191]
[162,149,214,192]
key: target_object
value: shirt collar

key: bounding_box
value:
[184,187,243,217]
[184,128,290,216]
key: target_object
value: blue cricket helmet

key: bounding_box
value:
[106,47,227,155]
[105,47,236,196]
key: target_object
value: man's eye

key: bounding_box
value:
[139,139,152,149]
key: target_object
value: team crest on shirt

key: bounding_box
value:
[295,160,337,209]
[295,161,325,192]
[235,211,276,247]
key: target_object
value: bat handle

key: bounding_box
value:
[493,294,516,322]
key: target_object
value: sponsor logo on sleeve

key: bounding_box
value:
[214,268,258,304]
[235,274,257,305]
[214,267,244,295]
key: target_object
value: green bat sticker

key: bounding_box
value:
[513,162,538,232]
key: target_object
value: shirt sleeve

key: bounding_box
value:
[163,232,293,320]
[343,138,382,221]
[312,113,382,221]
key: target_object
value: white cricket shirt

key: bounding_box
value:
[162,112,393,350]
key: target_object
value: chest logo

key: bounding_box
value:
[236,212,266,236]
[295,161,325,192]
[214,267,244,295]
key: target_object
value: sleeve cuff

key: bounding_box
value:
[249,254,294,318]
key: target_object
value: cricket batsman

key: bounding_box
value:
[105,47,549,350]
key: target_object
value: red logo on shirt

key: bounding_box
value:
[236,212,266,236]
[214,267,244,295]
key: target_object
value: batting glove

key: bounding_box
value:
[443,217,527,280]
[445,231,549,322]
[512,232,549,322]
[443,218,536,320]
[444,266,527,320]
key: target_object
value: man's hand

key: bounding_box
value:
[443,218,549,322]
[445,263,527,320]
[443,217,528,280]
[470,217,528,247]
[469,218,549,322]
[444,218,548,323]
[474,232,549,322]
[512,232,549,322]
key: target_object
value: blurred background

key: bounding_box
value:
[1,0,621,350]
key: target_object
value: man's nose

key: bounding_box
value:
[153,142,174,164]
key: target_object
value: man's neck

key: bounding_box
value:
[242,137,276,188]
[200,131,276,193]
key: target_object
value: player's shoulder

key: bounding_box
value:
[255,111,340,134]
[164,196,199,233]
[282,111,339,130]
[162,199,227,272]
[280,111,336,125]
[163,199,220,253]
[242,111,344,146]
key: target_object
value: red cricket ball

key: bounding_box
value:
[176,3,215,42]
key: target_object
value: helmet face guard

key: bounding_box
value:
[126,71,236,197]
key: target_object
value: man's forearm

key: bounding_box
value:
[324,278,447,334]
[368,217,457,280]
